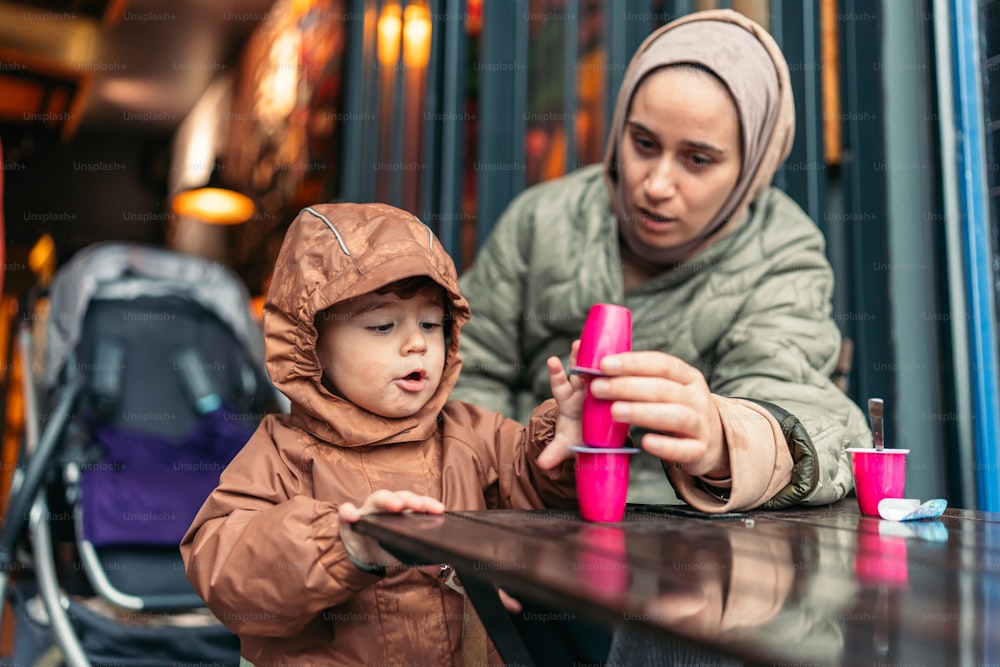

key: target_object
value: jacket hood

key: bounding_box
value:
[264,203,471,446]
[603,9,795,264]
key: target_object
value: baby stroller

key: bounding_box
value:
[0,242,281,667]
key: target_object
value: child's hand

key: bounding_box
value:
[339,490,445,570]
[537,340,585,470]
[498,587,522,613]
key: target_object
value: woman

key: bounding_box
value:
[453,9,872,511]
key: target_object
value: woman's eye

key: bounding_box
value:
[687,153,713,168]
[631,133,656,153]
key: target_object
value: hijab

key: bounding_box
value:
[603,9,795,265]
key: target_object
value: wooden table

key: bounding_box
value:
[355,500,1000,667]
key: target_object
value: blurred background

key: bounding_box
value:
[1,0,999,510]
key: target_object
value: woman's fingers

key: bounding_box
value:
[590,377,702,431]
[639,432,711,470]
[590,375,686,405]
[600,350,703,383]
[586,351,725,475]
[610,400,702,435]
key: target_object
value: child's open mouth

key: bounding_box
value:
[395,370,427,392]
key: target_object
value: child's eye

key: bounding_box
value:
[366,323,394,333]
[421,321,443,332]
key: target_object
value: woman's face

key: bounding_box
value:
[618,66,742,255]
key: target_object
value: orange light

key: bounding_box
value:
[465,0,482,36]
[403,5,431,68]
[171,187,255,225]
[377,5,402,66]
[28,233,56,284]
[249,295,265,320]
[290,0,316,19]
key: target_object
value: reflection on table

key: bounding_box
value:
[355,500,1000,667]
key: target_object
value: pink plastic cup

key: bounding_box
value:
[574,304,632,448]
[847,448,910,516]
[575,303,632,372]
[572,446,639,523]
[581,389,630,449]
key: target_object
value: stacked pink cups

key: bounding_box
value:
[569,304,638,523]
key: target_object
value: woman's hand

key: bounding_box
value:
[537,341,585,470]
[588,351,728,479]
[339,490,445,569]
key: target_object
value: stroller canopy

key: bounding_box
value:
[42,242,264,393]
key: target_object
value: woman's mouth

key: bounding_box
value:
[636,207,678,230]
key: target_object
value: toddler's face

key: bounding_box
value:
[316,288,446,418]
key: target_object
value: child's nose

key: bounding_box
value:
[401,325,428,353]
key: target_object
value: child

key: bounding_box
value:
[180,202,583,667]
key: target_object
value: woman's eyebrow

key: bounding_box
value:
[625,119,727,156]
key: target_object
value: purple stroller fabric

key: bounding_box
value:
[81,406,252,548]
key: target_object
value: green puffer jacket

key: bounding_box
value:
[453,164,872,509]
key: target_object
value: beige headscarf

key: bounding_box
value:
[603,9,795,265]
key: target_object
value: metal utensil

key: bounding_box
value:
[868,398,884,450]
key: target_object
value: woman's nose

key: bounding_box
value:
[645,158,677,200]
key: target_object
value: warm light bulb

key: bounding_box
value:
[377,5,402,66]
[403,5,431,68]
[28,233,56,282]
[172,187,255,225]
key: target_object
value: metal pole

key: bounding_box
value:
[951,0,1000,511]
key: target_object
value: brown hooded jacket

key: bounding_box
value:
[181,203,576,666]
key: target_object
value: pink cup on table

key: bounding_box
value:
[847,448,910,516]
[572,446,639,523]
[573,304,632,448]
